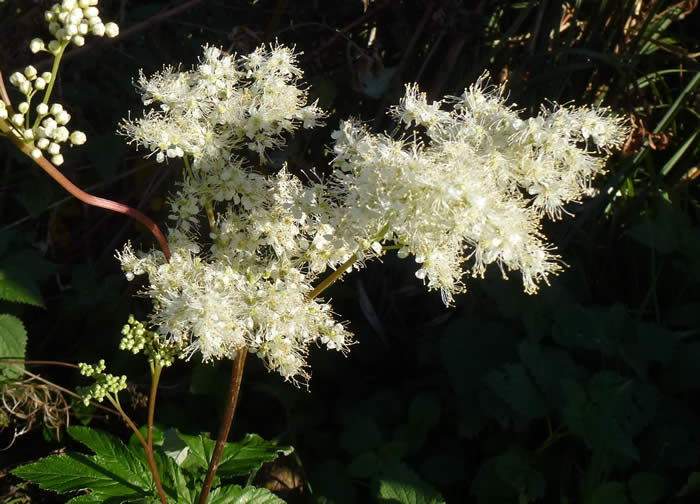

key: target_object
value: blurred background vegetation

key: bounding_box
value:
[1,0,698,502]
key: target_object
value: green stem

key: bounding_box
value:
[197,348,248,504]
[147,362,163,450]
[42,43,68,106]
[307,253,357,300]
[307,223,390,300]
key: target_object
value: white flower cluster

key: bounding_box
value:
[118,45,625,383]
[31,0,119,53]
[326,78,626,302]
[3,67,86,165]
[118,45,347,383]
[121,44,323,164]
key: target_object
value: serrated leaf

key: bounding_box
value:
[375,461,445,504]
[12,453,151,502]
[552,304,626,356]
[208,484,286,504]
[177,431,293,479]
[563,372,657,464]
[0,313,27,379]
[470,448,545,504]
[66,494,106,503]
[440,319,518,436]
[0,268,45,307]
[621,322,678,375]
[518,341,585,408]
[485,363,548,422]
[154,449,196,503]
[68,426,153,492]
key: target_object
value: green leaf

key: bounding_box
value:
[66,494,108,503]
[68,426,153,491]
[518,341,585,408]
[11,453,152,503]
[470,448,545,504]
[154,449,197,503]
[552,304,626,356]
[0,267,45,307]
[485,363,548,422]
[0,313,27,378]
[375,461,445,504]
[563,372,657,464]
[628,472,666,504]
[208,484,286,504]
[440,319,518,436]
[177,432,293,478]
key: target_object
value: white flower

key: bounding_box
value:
[118,48,625,384]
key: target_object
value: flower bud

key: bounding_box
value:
[24,65,38,79]
[104,22,119,38]
[9,72,25,87]
[48,40,62,54]
[70,130,87,145]
[91,22,105,36]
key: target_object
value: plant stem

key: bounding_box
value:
[307,253,357,300]
[197,348,248,504]
[147,362,163,450]
[42,44,67,106]
[112,398,169,504]
[0,70,12,106]
[0,123,171,260]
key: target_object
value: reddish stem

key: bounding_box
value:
[197,349,248,504]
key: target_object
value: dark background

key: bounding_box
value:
[1,0,699,502]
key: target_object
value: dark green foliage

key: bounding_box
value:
[1,0,699,503]
[11,426,289,503]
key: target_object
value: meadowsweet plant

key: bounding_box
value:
[2,2,627,503]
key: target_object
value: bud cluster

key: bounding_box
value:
[30,0,119,54]
[77,359,128,406]
[120,314,182,368]
[4,67,86,165]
